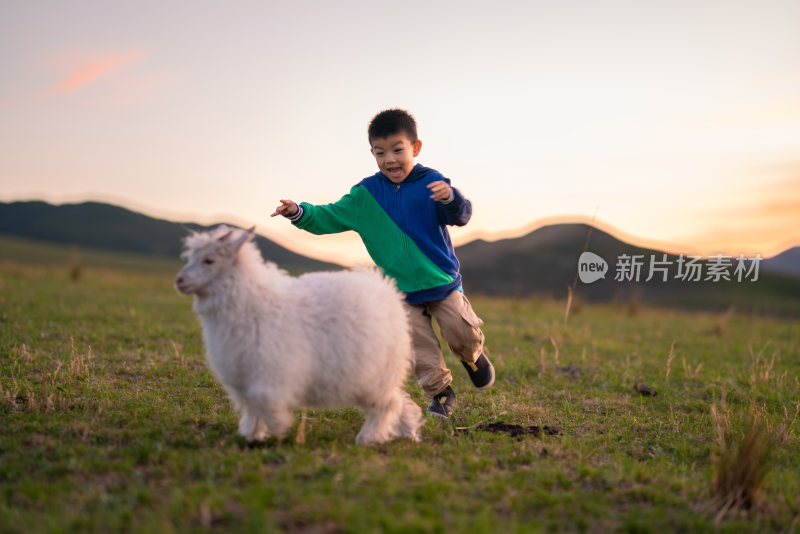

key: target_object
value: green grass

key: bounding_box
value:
[1,255,799,533]
[0,234,182,273]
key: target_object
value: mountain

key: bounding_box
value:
[457,224,647,298]
[456,223,800,316]
[0,201,340,272]
[457,223,679,302]
[763,247,800,278]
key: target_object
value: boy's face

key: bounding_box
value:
[370,133,422,184]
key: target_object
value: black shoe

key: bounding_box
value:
[427,386,457,418]
[461,353,495,390]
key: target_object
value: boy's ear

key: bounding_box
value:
[412,139,422,157]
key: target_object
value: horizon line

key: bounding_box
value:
[1,195,798,264]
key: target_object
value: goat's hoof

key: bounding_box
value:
[236,435,277,450]
[245,438,279,450]
[245,439,268,450]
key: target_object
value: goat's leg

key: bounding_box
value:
[396,390,423,442]
[251,404,293,440]
[356,394,404,446]
[238,407,269,442]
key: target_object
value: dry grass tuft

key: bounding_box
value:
[749,343,777,387]
[665,340,676,388]
[626,297,640,317]
[13,343,35,363]
[538,346,548,378]
[549,336,560,367]
[295,410,307,445]
[563,284,574,328]
[171,339,186,368]
[682,357,703,380]
[569,295,584,316]
[68,337,92,381]
[713,306,735,337]
[0,382,16,407]
[564,218,594,328]
[779,401,800,445]
[69,251,82,282]
[709,406,772,522]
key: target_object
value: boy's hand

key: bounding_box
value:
[427,181,453,202]
[271,199,299,218]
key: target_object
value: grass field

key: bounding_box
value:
[1,249,799,533]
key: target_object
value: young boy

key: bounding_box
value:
[271,108,494,418]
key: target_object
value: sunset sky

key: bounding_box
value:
[1,1,799,265]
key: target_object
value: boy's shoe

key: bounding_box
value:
[461,353,495,390]
[427,386,457,418]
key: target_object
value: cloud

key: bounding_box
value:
[41,48,148,98]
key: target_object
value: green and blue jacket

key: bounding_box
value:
[291,164,471,305]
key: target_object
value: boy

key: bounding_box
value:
[271,108,494,418]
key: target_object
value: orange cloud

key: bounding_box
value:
[42,49,147,97]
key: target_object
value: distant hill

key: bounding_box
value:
[456,224,800,316]
[457,224,648,298]
[763,247,800,278]
[0,201,340,272]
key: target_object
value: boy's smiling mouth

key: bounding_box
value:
[387,167,403,179]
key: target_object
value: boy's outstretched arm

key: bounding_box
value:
[271,199,299,218]
[270,189,358,234]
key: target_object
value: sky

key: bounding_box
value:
[1,0,799,265]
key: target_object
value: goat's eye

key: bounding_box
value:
[203,257,215,265]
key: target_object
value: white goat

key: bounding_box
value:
[175,225,422,446]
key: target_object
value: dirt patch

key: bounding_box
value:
[557,365,581,378]
[633,383,658,396]
[457,422,563,438]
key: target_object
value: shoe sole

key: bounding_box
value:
[426,407,452,419]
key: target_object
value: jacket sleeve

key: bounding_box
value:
[293,186,361,235]
[437,185,472,227]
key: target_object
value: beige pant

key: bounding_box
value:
[403,290,485,397]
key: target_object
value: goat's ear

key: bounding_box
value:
[216,224,233,242]
[229,226,255,254]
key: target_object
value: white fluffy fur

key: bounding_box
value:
[175,225,422,446]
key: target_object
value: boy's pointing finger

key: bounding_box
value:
[271,200,298,218]
[270,201,287,217]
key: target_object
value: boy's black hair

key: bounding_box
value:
[368,108,418,145]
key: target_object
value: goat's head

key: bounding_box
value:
[175,225,255,295]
